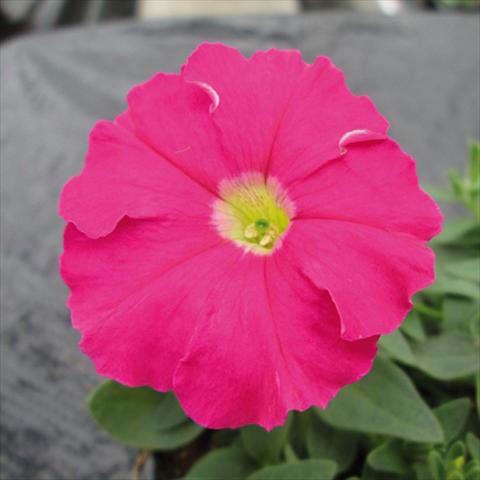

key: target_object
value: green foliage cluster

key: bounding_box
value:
[88,143,480,480]
[428,141,480,220]
[430,0,480,9]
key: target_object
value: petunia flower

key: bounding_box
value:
[59,43,442,430]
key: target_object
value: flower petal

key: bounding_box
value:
[268,57,389,185]
[59,119,214,239]
[182,43,305,174]
[181,43,388,181]
[289,139,442,241]
[286,219,435,341]
[126,73,230,193]
[61,218,225,391]
[173,255,378,430]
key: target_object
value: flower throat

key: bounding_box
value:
[212,173,294,255]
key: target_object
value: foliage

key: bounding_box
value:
[426,140,480,220]
[88,142,480,479]
[430,0,480,9]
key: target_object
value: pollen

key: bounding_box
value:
[212,172,294,255]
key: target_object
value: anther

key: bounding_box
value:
[244,223,258,239]
[259,234,273,247]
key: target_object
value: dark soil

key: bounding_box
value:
[154,431,213,480]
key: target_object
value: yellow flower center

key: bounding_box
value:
[212,173,294,254]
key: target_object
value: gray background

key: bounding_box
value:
[1,12,479,480]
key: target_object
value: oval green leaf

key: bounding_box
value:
[401,311,426,341]
[315,357,444,443]
[412,332,480,380]
[433,398,471,443]
[443,296,478,331]
[379,330,415,365]
[306,416,357,473]
[88,380,203,449]
[240,415,292,465]
[444,258,480,283]
[467,433,480,460]
[248,459,337,480]
[367,440,409,474]
[187,445,256,479]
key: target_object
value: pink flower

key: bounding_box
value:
[59,43,442,430]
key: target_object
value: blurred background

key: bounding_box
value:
[1,0,479,42]
[1,1,479,480]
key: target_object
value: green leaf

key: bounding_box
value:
[445,441,467,475]
[367,440,408,474]
[412,331,480,380]
[379,329,415,365]
[468,141,480,219]
[444,257,480,283]
[443,296,479,331]
[469,141,480,185]
[426,271,480,299]
[467,433,480,460]
[447,471,463,480]
[401,311,426,341]
[306,415,357,473]
[414,298,443,320]
[289,412,310,456]
[449,170,468,203]
[476,370,480,415]
[284,443,299,464]
[466,463,480,480]
[88,381,203,449]
[433,398,471,443]
[428,450,446,480]
[432,219,480,247]
[186,445,256,479]
[360,465,392,480]
[316,357,443,443]
[241,415,292,465]
[466,460,480,476]
[446,441,466,464]
[471,315,480,343]
[414,461,432,480]
[423,184,457,202]
[248,459,336,480]
[435,245,480,265]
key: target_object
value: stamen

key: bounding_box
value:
[259,234,273,247]
[244,223,259,239]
